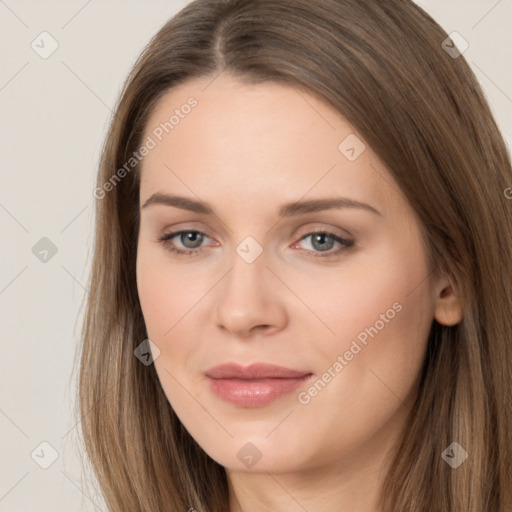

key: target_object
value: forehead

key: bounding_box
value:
[143,74,347,159]
[139,74,402,218]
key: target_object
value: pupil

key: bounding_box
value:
[182,232,203,248]
[312,234,334,251]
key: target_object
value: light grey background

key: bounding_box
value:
[0,1,511,510]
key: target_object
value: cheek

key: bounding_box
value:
[136,244,208,340]
[136,247,212,429]
[309,226,434,407]
[136,249,204,408]
[136,256,169,338]
[291,240,434,460]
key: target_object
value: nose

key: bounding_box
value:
[214,247,288,339]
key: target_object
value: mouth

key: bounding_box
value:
[205,363,314,408]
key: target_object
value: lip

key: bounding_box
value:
[205,363,313,408]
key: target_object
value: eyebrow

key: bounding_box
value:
[141,193,382,217]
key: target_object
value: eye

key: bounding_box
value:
[158,229,354,258]
[292,230,354,258]
[158,230,213,256]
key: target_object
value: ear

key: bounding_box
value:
[433,275,463,326]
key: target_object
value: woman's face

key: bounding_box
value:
[136,74,460,475]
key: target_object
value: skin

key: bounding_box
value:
[136,74,463,512]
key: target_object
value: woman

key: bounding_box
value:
[77,0,512,510]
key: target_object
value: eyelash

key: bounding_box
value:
[157,229,354,259]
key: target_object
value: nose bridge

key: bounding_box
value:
[224,239,269,298]
[214,237,287,335]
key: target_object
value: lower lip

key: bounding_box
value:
[207,375,312,408]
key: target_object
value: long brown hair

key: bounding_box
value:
[76,0,512,510]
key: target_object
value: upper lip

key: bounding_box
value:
[205,363,312,380]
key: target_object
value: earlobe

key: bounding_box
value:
[433,276,463,326]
